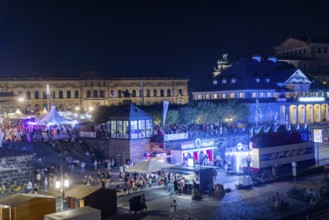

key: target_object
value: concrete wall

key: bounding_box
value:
[0,155,35,185]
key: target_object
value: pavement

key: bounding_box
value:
[9,141,329,219]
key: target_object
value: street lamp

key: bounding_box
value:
[54,139,69,211]
[18,97,24,111]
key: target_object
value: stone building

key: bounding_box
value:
[0,74,189,114]
[274,36,329,84]
[192,55,329,125]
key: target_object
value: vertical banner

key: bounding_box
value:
[255,99,259,127]
[163,101,169,131]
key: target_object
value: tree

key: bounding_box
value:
[166,110,179,125]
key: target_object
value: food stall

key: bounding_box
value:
[164,165,214,194]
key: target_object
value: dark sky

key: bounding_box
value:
[0,0,328,89]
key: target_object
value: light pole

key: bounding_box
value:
[54,139,69,211]
[46,84,50,111]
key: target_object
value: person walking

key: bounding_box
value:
[80,161,85,173]
[169,199,177,219]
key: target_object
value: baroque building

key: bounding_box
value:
[0,74,189,114]
[274,36,329,84]
[192,55,329,125]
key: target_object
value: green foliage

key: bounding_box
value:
[166,110,179,125]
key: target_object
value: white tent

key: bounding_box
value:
[36,107,48,120]
[8,108,26,119]
[31,105,76,126]
[126,159,173,173]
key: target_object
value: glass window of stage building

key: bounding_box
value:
[138,120,146,138]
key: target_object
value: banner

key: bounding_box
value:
[163,101,169,129]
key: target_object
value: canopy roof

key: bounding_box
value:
[30,105,76,126]
[36,107,48,119]
[8,108,26,119]
[126,159,173,173]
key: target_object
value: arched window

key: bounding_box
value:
[87,90,91,98]
[110,90,114,98]
[124,89,130,98]
[67,90,71,99]
[18,91,22,96]
[118,90,122,98]
[43,91,47,99]
[146,89,150,97]
[93,90,98,97]
[59,91,63,99]
[178,89,183,96]
[74,90,79,98]
[132,90,136,97]
[34,91,39,99]
[167,89,171,97]
[160,89,164,97]
[153,89,157,97]
[100,90,104,98]
[26,91,31,99]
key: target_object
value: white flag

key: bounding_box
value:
[163,101,169,128]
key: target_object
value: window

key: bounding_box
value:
[93,90,98,98]
[205,94,210,99]
[146,119,153,138]
[259,92,264,98]
[130,120,138,139]
[146,89,150,97]
[26,91,31,99]
[117,120,123,139]
[118,90,122,98]
[100,90,104,98]
[43,91,47,99]
[110,90,114,98]
[178,89,183,96]
[67,91,71,99]
[239,93,244,98]
[267,92,271,97]
[252,92,257,98]
[34,91,39,99]
[231,77,236,83]
[153,89,157,97]
[167,89,171,97]
[87,90,91,98]
[221,94,226,99]
[59,91,63,99]
[111,120,117,139]
[132,90,136,97]
[222,78,227,84]
[138,120,146,138]
[160,89,164,97]
[213,94,218,99]
[230,93,235,98]
[197,94,202,100]
[74,90,79,98]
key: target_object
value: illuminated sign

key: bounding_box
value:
[195,138,202,148]
[299,97,325,102]
[314,129,322,143]
[164,133,188,141]
[181,142,195,149]
[260,147,314,161]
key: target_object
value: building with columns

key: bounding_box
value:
[0,74,189,114]
[192,55,329,125]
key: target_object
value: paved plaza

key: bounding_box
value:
[3,141,329,220]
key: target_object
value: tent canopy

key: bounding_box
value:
[126,159,173,173]
[30,105,76,126]
[36,107,48,119]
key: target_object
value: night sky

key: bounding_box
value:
[0,0,328,89]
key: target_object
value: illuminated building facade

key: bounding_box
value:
[0,75,189,114]
[274,36,329,84]
[192,55,329,125]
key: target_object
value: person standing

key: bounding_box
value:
[173,179,178,196]
[44,178,48,192]
[36,171,41,186]
[170,199,177,219]
[80,161,86,174]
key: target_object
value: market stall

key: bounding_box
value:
[164,165,214,194]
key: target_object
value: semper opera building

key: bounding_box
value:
[0,71,189,114]
[192,55,329,125]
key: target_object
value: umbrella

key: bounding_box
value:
[126,159,173,173]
